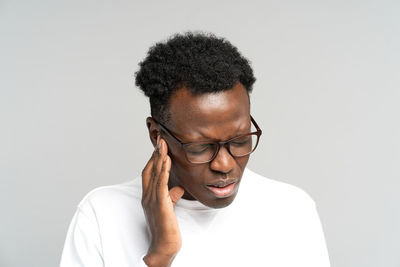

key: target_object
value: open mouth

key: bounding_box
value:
[206,181,236,198]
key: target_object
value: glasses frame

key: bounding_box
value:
[154,116,262,164]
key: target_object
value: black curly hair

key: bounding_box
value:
[135,32,256,124]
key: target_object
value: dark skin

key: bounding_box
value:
[141,83,251,266]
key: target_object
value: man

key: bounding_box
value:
[60,32,330,266]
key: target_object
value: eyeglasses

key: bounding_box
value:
[154,116,262,164]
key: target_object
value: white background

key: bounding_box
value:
[1,0,399,266]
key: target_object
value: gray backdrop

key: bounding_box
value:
[1,0,399,267]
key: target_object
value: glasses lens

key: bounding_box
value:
[185,143,218,164]
[229,133,259,157]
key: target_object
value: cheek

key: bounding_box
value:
[237,155,250,169]
[169,149,205,184]
[169,155,212,193]
[167,143,188,171]
[171,160,206,184]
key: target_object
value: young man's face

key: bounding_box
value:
[164,83,251,208]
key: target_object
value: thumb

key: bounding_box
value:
[169,186,184,207]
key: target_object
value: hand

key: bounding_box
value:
[141,135,185,267]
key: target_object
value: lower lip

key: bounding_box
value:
[206,183,236,198]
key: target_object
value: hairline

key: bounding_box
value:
[153,83,251,127]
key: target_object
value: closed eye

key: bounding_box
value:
[230,136,251,146]
[186,144,213,154]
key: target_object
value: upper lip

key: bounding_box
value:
[206,179,237,188]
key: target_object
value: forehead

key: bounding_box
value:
[167,83,250,140]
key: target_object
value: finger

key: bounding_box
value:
[141,154,155,194]
[142,143,159,204]
[169,186,185,207]
[156,153,172,199]
[146,134,160,201]
[151,136,165,199]
[158,141,170,187]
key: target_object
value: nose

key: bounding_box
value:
[209,145,235,174]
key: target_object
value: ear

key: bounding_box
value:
[146,117,159,148]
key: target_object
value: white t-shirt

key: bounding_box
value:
[60,168,330,267]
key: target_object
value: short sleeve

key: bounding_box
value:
[60,195,150,267]
[60,204,104,267]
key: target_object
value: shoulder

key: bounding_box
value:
[76,177,143,215]
[240,168,316,208]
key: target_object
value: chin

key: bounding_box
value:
[201,193,238,209]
